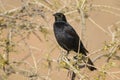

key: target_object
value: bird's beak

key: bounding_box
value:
[53,14,55,16]
[53,13,56,16]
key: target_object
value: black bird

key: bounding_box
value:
[53,12,96,71]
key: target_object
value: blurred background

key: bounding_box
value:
[0,0,120,80]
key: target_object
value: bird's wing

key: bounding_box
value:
[54,22,79,51]
[64,23,88,53]
[64,23,79,39]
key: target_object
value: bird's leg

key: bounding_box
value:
[63,51,70,61]
[65,51,76,80]
[58,50,68,62]
[61,50,69,57]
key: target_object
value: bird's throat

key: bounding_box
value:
[55,17,67,22]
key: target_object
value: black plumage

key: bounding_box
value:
[53,13,96,71]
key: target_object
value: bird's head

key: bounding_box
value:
[53,13,67,22]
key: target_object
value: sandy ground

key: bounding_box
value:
[0,0,120,80]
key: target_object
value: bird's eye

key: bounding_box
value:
[60,15,63,17]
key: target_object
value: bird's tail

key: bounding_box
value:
[80,42,96,71]
[86,58,96,71]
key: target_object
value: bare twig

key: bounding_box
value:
[88,17,110,35]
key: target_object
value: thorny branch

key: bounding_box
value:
[0,0,120,80]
